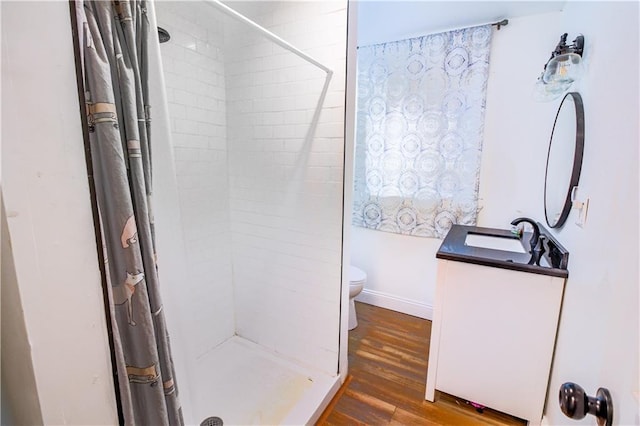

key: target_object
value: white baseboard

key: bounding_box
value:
[356,289,433,320]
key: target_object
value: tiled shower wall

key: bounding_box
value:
[156,0,347,376]
[155,3,236,359]
[224,1,347,374]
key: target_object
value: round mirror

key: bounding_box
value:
[544,92,585,228]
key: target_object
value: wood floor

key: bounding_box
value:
[317,302,526,425]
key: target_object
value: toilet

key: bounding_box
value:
[348,265,367,330]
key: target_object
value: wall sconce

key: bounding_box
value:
[534,33,585,102]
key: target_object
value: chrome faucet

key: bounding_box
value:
[511,217,543,265]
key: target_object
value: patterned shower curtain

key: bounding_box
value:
[353,26,492,238]
[78,1,182,424]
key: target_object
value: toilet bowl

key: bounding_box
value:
[349,265,366,330]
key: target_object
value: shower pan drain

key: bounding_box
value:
[200,416,223,426]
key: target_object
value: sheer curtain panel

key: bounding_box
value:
[353,26,492,238]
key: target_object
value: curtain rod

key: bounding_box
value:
[434,18,510,35]
[357,18,510,49]
[204,0,333,76]
[433,18,510,33]
[492,19,509,30]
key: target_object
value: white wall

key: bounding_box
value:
[1,199,43,425]
[155,1,236,362]
[356,1,565,46]
[351,228,439,318]
[1,2,117,424]
[478,12,563,226]
[223,1,347,374]
[340,0,359,379]
[543,2,639,424]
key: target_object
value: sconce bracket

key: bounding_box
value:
[573,35,584,56]
[553,33,585,58]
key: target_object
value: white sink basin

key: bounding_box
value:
[465,233,526,253]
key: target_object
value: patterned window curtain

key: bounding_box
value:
[353,26,493,238]
[78,1,183,424]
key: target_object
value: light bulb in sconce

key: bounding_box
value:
[543,52,584,84]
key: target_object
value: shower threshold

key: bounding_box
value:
[191,336,339,425]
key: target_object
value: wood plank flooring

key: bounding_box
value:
[317,302,527,425]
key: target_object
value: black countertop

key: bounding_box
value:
[436,224,569,278]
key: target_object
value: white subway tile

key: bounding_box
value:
[158,0,347,375]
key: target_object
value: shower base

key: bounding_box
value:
[191,336,340,425]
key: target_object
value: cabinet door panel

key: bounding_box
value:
[436,261,564,422]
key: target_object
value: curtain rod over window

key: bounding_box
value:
[491,19,509,30]
[427,18,510,34]
[357,18,509,49]
[203,0,333,76]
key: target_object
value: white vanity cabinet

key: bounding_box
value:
[425,242,567,424]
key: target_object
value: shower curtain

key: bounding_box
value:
[78,1,182,424]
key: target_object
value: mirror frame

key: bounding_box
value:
[544,92,585,228]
